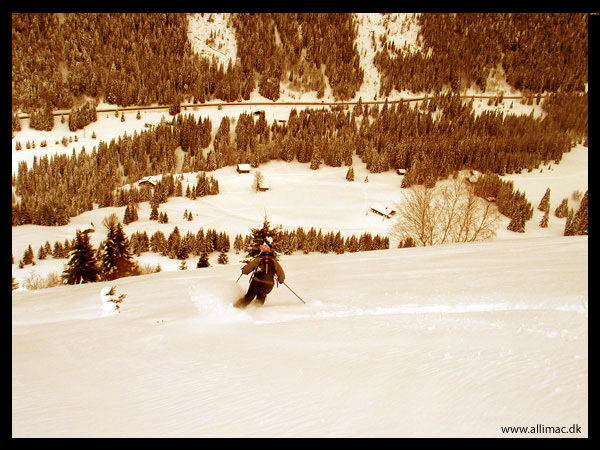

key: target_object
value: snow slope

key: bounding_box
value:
[12,235,587,437]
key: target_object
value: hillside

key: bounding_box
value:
[12,13,588,115]
[12,13,588,437]
[12,235,588,437]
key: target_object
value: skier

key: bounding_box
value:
[235,243,285,308]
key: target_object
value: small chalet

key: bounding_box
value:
[237,164,251,173]
[370,204,396,219]
[138,175,159,187]
[396,168,406,175]
[257,179,270,191]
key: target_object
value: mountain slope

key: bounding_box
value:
[12,235,588,437]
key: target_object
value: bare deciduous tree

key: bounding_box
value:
[391,176,501,247]
[253,170,265,192]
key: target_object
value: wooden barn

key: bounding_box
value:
[237,164,251,174]
[370,204,396,219]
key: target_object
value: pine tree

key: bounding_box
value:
[537,188,551,212]
[217,249,229,264]
[233,234,245,254]
[539,210,549,228]
[563,209,575,236]
[310,150,320,170]
[244,213,282,260]
[53,241,65,258]
[507,215,526,233]
[569,190,588,236]
[167,226,182,259]
[346,166,354,181]
[197,251,210,268]
[123,203,138,224]
[22,245,34,265]
[100,223,139,280]
[62,229,100,284]
[149,202,159,220]
[555,198,569,218]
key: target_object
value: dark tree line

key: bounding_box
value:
[12,12,367,125]
[12,89,586,227]
[68,101,97,132]
[374,13,587,96]
[128,224,388,263]
[11,114,216,226]
[473,173,534,232]
[12,13,587,132]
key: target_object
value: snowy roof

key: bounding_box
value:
[370,204,396,218]
[78,223,95,233]
[237,164,251,172]
[138,175,159,186]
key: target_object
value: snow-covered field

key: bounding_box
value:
[12,13,587,437]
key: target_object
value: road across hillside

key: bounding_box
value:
[17,93,545,119]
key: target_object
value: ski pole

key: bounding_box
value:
[235,273,243,283]
[283,282,306,304]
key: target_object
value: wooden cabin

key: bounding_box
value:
[237,164,251,174]
[370,204,396,219]
[257,179,270,191]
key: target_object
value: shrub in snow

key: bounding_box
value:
[100,286,126,316]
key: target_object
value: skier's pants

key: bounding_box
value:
[241,279,274,306]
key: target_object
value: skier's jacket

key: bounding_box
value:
[241,251,285,285]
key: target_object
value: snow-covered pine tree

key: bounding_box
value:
[217,249,229,264]
[62,229,100,284]
[244,213,283,260]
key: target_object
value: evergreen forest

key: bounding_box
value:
[12,13,588,228]
[12,13,587,115]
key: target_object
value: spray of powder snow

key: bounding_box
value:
[188,281,253,323]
